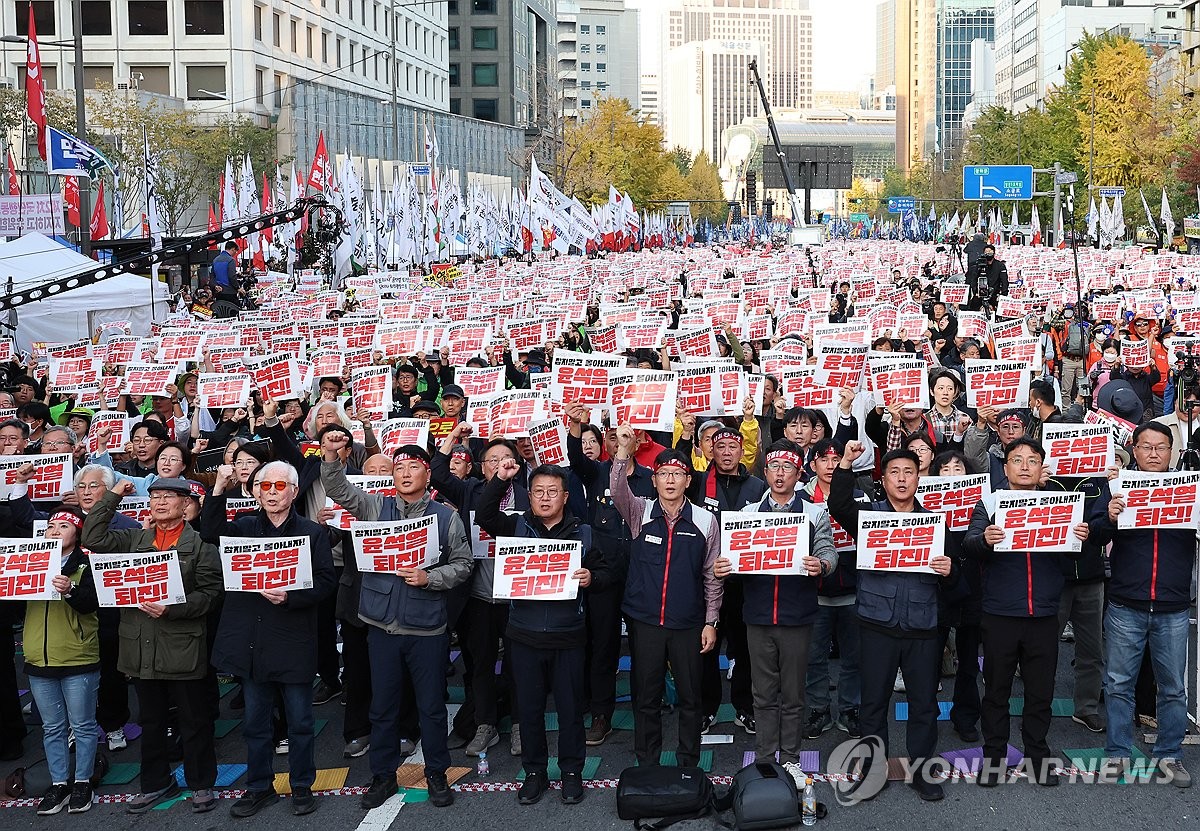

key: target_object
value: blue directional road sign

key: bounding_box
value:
[887,196,915,213]
[1098,187,1126,198]
[962,165,1034,201]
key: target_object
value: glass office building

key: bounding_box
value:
[935,0,994,162]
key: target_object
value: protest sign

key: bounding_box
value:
[1085,408,1137,447]
[780,366,835,408]
[1042,423,1112,477]
[868,355,929,408]
[1113,471,1200,529]
[91,550,187,607]
[121,363,174,397]
[856,511,944,573]
[675,326,719,359]
[993,490,1084,552]
[87,411,129,454]
[454,366,506,397]
[324,477,397,530]
[719,511,810,575]
[116,496,153,527]
[609,370,677,431]
[550,350,624,407]
[527,418,569,466]
[915,474,989,532]
[247,354,302,401]
[351,365,392,423]
[49,356,102,394]
[815,341,869,390]
[350,515,440,573]
[964,360,1030,410]
[219,536,314,592]
[224,497,260,521]
[376,419,430,455]
[492,538,581,600]
[1120,337,1151,368]
[0,538,60,600]
[0,454,72,501]
[196,373,251,409]
[621,320,668,350]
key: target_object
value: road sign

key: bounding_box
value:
[849,213,870,223]
[411,164,431,176]
[1055,171,1078,185]
[887,197,915,214]
[1098,187,1126,198]
[962,165,1034,201]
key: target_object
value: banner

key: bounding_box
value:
[492,538,581,600]
[0,538,60,600]
[550,350,624,407]
[324,476,396,529]
[376,418,430,455]
[719,511,810,575]
[780,366,835,409]
[965,360,1030,410]
[87,411,129,454]
[247,354,302,401]
[196,373,251,409]
[915,473,989,532]
[351,365,392,423]
[453,366,506,397]
[91,550,187,607]
[121,363,174,397]
[1120,337,1151,368]
[1042,423,1112,477]
[868,355,929,408]
[993,490,1084,552]
[527,417,568,466]
[1114,470,1200,529]
[0,194,63,236]
[815,341,869,390]
[609,370,677,431]
[49,356,102,393]
[856,511,944,573]
[349,515,440,573]
[219,536,314,592]
[0,454,72,501]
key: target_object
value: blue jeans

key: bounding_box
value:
[1104,602,1189,758]
[29,671,100,784]
[242,678,315,792]
[804,603,860,715]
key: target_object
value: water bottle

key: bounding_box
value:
[477,751,489,776]
[801,777,816,826]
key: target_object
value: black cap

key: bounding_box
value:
[426,351,443,363]
[147,477,192,496]
[413,399,441,415]
[526,348,547,367]
[441,384,466,399]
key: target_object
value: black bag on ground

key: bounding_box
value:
[726,762,802,831]
[616,764,713,829]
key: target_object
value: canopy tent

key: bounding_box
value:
[0,233,169,351]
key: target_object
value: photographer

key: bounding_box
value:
[969,244,1008,312]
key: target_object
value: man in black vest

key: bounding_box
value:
[320,437,473,810]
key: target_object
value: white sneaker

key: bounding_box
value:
[782,761,806,788]
[107,728,127,752]
[894,669,906,693]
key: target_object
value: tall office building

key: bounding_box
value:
[662,39,764,160]
[934,0,993,162]
[877,0,896,89]
[894,0,936,174]
[557,0,640,119]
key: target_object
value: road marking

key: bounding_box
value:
[354,793,405,831]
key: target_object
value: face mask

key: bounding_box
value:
[1063,310,1073,320]
[985,253,995,260]
[1104,353,1118,363]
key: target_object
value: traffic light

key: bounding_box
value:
[763,198,773,222]
[745,170,757,215]
[730,202,743,224]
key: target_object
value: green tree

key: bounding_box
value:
[670,146,693,177]
[684,152,726,222]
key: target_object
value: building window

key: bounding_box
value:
[336,36,343,67]
[16,2,55,36]
[472,27,498,49]
[449,26,459,49]
[596,25,605,34]
[449,63,460,86]
[127,64,168,94]
[581,98,591,109]
[81,1,113,36]
[18,64,57,90]
[472,63,498,86]
[580,44,590,53]
[473,98,498,121]
[272,13,281,46]
[581,80,591,89]
[580,24,589,33]
[322,31,329,62]
[254,5,263,40]
[256,68,265,105]
[596,63,606,73]
[581,62,590,70]
[128,1,168,35]
[84,65,113,88]
[596,43,605,53]
[473,0,496,11]
[274,72,285,108]
[290,19,297,51]
[184,1,223,35]
[450,97,461,114]
[185,65,226,99]
[597,81,607,91]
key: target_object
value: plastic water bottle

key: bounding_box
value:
[477,751,489,776]
[801,776,816,826]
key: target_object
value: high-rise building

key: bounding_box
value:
[448,0,556,127]
[640,72,661,124]
[877,0,896,89]
[557,0,640,119]
[894,0,936,174]
[934,0,993,162]
[662,39,764,161]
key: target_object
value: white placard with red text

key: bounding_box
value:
[219,536,314,592]
[964,360,1031,410]
[915,474,989,532]
[867,355,929,408]
[608,370,677,431]
[492,538,582,600]
[856,511,944,573]
[0,538,61,600]
[88,411,130,454]
[351,365,393,424]
[376,419,430,455]
[247,354,303,401]
[50,356,103,394]
[1113,471,1200,529]
[197,373,251,409]
[324,477,397,529]
[550,350,624,408]
[527,418,569,466]
[1042,423,1112,477]
[815,341,869,391]
[719,511,810,575]
[349,515,440,573]
[121,363,174,397]
[993,490,1084,552]
[453,366,506,397]
[91,550,187,607]
[0,454,73,501]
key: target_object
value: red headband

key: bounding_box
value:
[49,511,83,529]
[654,458,690,474]
[765,450,803,468]
[393,452,431,470]
[451,449,472,462]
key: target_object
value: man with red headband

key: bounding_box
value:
[713,438,836,785]
[610,425,722,769]
[320,438,473,810]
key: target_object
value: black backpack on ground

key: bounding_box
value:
[616,764,714,830]
[720,762,803,831]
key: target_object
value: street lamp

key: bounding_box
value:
[1,0,91,258]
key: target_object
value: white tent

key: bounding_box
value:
[0,233,169,351]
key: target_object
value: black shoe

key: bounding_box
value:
[447,730,470,750]
[360,775,398,810]
[700,714,716,735]
[426,771,454,808]
[805,709,833,740]
[312,680,342,706]
[836,709,861,739]
[1033,760,1060,787]
[955,724,981,743]
[1072,714,1105,733]
[976,767,1004,788]
[37,783,72,816]
[734,711,757,735]
[518,771,548,805]
[67,781,94,813]
[561,771,585,804]
[910,779,944,801]
[292,786,318,815]
[230,788,278,818]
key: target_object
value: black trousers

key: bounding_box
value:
[584,585,624,720]
[458,598,515,728]
[0,623,25,751]
[315,566,343,690]
[628,619,703,767]
[509,639,586,776]
[134,677,217,793]
[980,613,1058,763]
[96,611,130,733]
[858,626,940,764]
[341,621,372,743]
[939,622,982,732]
[701,578,752,716]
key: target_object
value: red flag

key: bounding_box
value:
[6,148,19,195]
[216,173,224,224]
[24,3,47,161]
[90,180,109,241]
[306,132,330,194]
[207,202,218,250]
[64,175,79,226]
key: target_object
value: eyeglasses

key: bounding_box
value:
[131,437,159,445]
[654,470,687,480]
[530,488,562,499]
[1134,444,1170,455]
[42,439,72,448]
[765,461,798,472]
[482,457,511,467]
[233,458,259,468]
[75,482,105,491]
[148,492,183,501]
[256,480,292,492]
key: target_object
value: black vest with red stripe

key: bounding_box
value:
[740,494,820,627]
[622,500,715,630]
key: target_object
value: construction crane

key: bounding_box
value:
[0,196,344,313]
[747,58,806,228]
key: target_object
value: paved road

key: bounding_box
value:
[2,638,1197,831]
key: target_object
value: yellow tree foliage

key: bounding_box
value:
[1078,40,1161,188]
[684,152,726,222]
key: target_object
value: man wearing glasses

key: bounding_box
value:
[120,421,169,478]
[609,425,722,770]
[1088,422,1193,788]
[198,461,336,817]
[81,477,223,814]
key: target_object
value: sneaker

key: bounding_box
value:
[67,782,93,813]
[585,714,612,746]
[510,724,523,756]
[955,723,981,743]
[447,730,471,750]
[292,785,318,815]
[126,781,182,814]
[344,737,371,758]
[910,779,944,801]
[426,771,454,808]
[734,711,757,735]
[465,724,499,757]
[1060,622,1075,643]
[700,714,716,735]
[191,788,217,813]
[561,771,585,804]
[107,727,128,752]
[1072,714,1106,733]
[782,762,805,788]
[312,680,342,706]
[360,774,398,810]
[1164,758,1192,788]
[399,738,417,757]
[37,783,71,816]
[893,670,906,693]
[805,709,833,740]
[836,709,861,739]
[230,787,278,818]
[518,771,548,805]
[275,738,290,755]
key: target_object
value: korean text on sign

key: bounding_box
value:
[856,511,944,573]
[350,515,440,573]
[719,511,810,575]
[1114,471,1200,529]
[915,474,989,532]
[219,536,314,592]
[492,538,581,600]
[1042,423,1112,477]
[0,538,61,600]
[91,550,187,607]
[993,490,1084,553]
